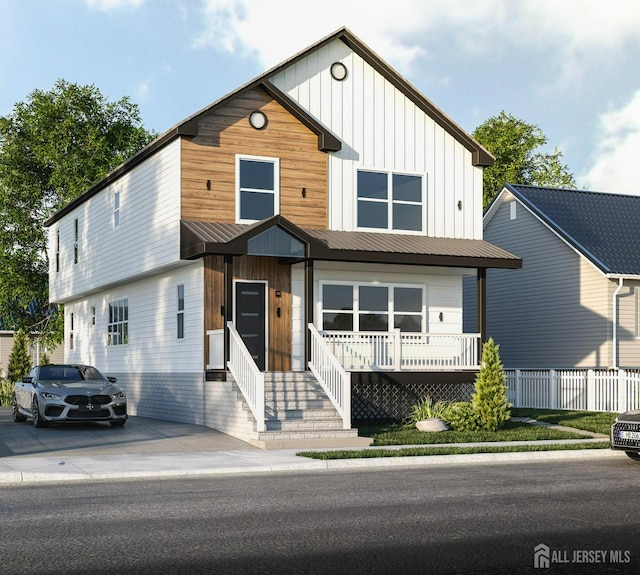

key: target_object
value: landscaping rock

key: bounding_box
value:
[416,418,449,432]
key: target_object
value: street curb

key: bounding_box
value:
[0,445,620,486]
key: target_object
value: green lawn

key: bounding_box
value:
[510,407,617,436]
[296,408,615,460]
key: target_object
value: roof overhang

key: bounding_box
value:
[181,216,522,270]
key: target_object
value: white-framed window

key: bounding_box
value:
[108,298,128,346]
[321,282,424,332]
[113,191,121,228]
[69,312,74,350]
[73,218,79,264]
[356,169,423,232]
[55,229,60,273]
[90,306,96,327]
[236,155,279,223]
[177,284,184,339]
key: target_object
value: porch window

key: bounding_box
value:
[321,283,424,332]
[108,298,128,346]
[322,284,354,330]
[357,170,423,232]
[236,155,279,223]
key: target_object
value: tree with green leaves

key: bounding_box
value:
[7,328,32,384]
[0,79,155,346]
[471,338,511,432]
[473,111,576,210]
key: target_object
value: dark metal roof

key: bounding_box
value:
[504,184,640,276]
[181,216,522,269]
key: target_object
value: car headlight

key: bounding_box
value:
[41,392,62,400]
[112,391,126,400]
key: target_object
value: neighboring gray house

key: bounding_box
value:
[465,184,640,370]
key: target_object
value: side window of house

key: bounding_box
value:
[108,298,128,346]
[321,283,424,332]
[236,155,279,223]
[55,229,60,273]
[357,170,423,232]
[177,284,184,339]
[74,218,79,264]
[69,312,74,350]
[114,191,121,228]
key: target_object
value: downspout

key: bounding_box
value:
[612,277,624,369]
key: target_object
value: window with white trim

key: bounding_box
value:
[108,298,128,346]
[114,191,121,228]
[321,283,424,332]
[357,170,423,232]
[73,218,79,264]
[69,312,74,350]
[55,229,60,273]
[177,284,184,339]
[236,155,279,223]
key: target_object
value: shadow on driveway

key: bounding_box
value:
[0,407,257,458]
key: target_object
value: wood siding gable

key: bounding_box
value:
[181,87,329,230]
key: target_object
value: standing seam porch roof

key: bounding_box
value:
[181,217,522,269]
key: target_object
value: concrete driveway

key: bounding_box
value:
[0,407,257,458]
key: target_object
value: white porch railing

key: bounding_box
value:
[506,368,640,413]
[227,321,265,432]
[206,329,225,369]
[308,324,351,429]
[321,329,480,371]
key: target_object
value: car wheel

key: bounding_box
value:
[32,397,49,428]
[625,451,640,461]
[12,394,27,422]
[110,419,126,427]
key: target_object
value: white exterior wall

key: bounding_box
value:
[49,139,182,303]
[290,261,467,368]
[270,39,483,240]
[63,261,204,374]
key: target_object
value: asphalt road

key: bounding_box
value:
[1,458,639,574]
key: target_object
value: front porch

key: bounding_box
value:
[204,323,479,447]
[208,327,480,373]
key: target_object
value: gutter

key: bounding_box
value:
[612,277,624,369]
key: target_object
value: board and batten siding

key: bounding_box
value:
[478,195,611,368]
[63,262,204,374]
[49,139,182,303]
[269,38,483,240]
[181,88,328,229]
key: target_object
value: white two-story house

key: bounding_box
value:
[45,28,520,448]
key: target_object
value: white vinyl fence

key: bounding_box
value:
[506,369,640,413]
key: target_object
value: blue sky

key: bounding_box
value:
[2,0,640,193]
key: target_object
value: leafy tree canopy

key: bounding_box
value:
[473,111,577,210]
[0,79,156,345]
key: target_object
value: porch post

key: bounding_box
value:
[477,268,486,358]
[224,255,234,363]
[305,259,314,368]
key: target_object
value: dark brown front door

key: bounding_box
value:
[235,281,267,371]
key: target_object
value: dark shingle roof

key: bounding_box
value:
[504,184,640,276]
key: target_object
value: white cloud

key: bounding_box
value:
[192,0,640,78]
[83,0,144,10]
[583,90,640,194]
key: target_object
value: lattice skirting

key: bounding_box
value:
[352,376,474,423]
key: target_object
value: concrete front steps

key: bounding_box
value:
[248,371,373,450]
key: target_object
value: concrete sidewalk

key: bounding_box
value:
[0,408,617,485]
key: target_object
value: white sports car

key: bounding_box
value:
[12,364,127,428]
